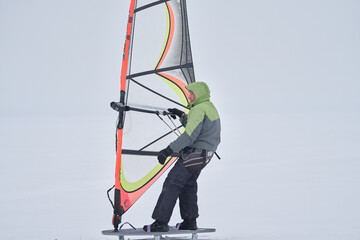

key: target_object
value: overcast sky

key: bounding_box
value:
[1,0,360,239]
[1,0,359,117]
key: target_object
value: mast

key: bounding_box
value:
[113,0,137,231]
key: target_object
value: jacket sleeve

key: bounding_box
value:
[169,107,205,152]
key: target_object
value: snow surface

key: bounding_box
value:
[1,0,360,239]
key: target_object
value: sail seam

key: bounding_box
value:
[155,1,172,69]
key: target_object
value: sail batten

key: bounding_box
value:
[134,0,170,13]
[127,63,193,79]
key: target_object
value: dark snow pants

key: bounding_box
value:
[151,160,201,224]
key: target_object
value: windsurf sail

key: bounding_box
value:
[109,0,196,230]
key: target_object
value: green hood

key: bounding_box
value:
[185,82,210,108]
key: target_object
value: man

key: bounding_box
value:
[143,81,221,232]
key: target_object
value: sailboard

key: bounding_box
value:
[102,226,215,240]
[108,0,196,230]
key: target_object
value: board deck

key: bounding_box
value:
[102,227,216,240]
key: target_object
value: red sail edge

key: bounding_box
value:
[113,0,136,230]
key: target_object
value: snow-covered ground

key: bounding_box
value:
[1,112,359,240]
[1,0,360,239]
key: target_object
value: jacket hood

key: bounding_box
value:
[185,82,210,107]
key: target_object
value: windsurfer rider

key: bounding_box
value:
[143,81,221,232]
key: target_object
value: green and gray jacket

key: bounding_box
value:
[169,82,221,153]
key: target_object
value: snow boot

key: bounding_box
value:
[143,220,169,232]
[177,219,197,230]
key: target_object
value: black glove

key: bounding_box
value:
[168,108,184,118]
[157,146,173,165]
